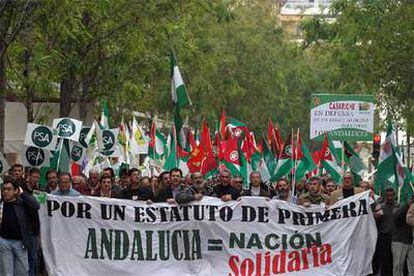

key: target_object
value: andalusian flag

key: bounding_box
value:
[173,105,187,149]
[148,122,166,160]
[344,141,367,184]
[164,126,178,171]
[319,134,343,183]
[163,125,189,174]
[295,133,317,182]
[100,100,109,129]
[171,50,191,107]
[375,121,414,202]
[262,137,277,176]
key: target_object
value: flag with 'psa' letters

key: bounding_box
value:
[70,142,87,165]
[24,123,58,151]
[20,146,50,168]
[96,128,119,152]
[52,118,83,142]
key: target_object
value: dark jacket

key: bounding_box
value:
[175,185,209,204]
[241,183,269,197]
[155,186,174,202]
[213,184,240,200]
[1,192,40,247]
[393,203,413,244]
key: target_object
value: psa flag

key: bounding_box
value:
[97,128,119,152]
[21,146,50,168]
[24,123,58,151]
[52,118,83,142]
[70,142,87,165]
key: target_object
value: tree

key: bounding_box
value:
[0,0,37,151]
[300,0,414,134]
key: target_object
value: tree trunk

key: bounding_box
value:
[79,77,89,122]
[59,76,76,117]
[0,41,6,153]
[24,49,34,123]
[407,131,411,168]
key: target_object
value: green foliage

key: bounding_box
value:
[300,0,414,132]
[10,0,409,139]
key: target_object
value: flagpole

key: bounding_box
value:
[291,128,300,197]
[56,138,64,171]
[397,186,402,203]
[290,128,295,197]
[342,141,345,171]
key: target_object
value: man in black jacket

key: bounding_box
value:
[0,176,40,276]
[392,198,414,276]
[213,168,240,201]
[241,172,269,198]
[156,169,182,203]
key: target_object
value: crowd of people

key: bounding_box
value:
[0,163,413,275]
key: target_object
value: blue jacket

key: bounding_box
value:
[52,188,81,197]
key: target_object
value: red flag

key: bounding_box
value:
[199,118,217,175]
[188,129,197,151]
[241,130,256,162]
[221,136,240,166]
[220,110,226,139]
[295,131,304,161]
[268,118,283,156]
[319,134,334,162]
[279,134,293,160]
[187,144,204,172]
[148,122,156,149]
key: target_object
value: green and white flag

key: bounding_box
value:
[295,134,317,182]
[163,127,178,171]
[375,121,414,202]
[100,100,110,129]
[171,51,191,107]
[52,118,83,142]
[262,138,277,176]
[344,141,367,184]
[320,134,343,183]
[0,152,10,173]
[24,123,58,151]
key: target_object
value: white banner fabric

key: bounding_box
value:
[39,192,377,276]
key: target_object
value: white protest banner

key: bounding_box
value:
[40,192,377,276]
[53,118,83,141]
[24,123,58,151]
[21,146,50,167]
[0,152,10,173]
[310,94,374,141]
